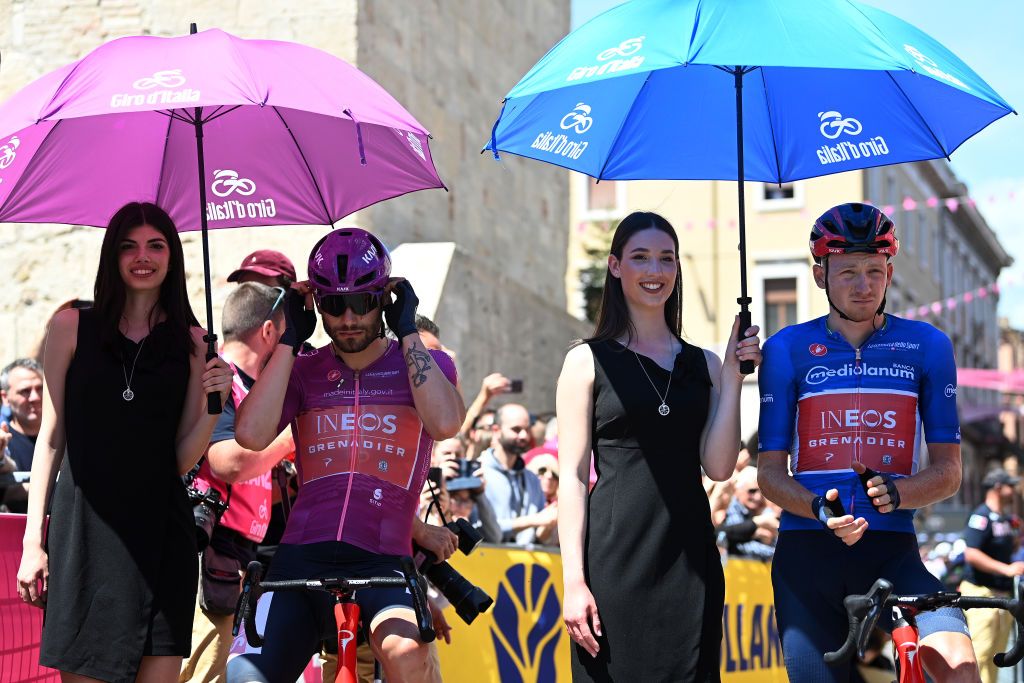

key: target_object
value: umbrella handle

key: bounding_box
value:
[738,308,754,376]
[206,344,223,415]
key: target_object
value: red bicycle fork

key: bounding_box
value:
[334,596,361,683]
[892,607,925,683]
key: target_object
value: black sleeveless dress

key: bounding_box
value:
[40,309,197,682]
[571,339,724,683]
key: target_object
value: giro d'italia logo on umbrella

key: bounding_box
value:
[0,135,20,173]
[490,563,562,683]
[530,102,592,160]
[206,170,278,222]
[815,110,890,167]
[567,35,646,82]
[110,68,201,108]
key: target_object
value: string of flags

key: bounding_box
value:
[899,275,1020,320]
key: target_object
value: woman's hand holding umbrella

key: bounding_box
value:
[724,316,762,383]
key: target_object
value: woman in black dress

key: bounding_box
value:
[557,211,762,682]
[16,202,233,683]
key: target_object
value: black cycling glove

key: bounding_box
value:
[811,495,846,529]
[859,467,901,512]
[279,289,316,355]
[384,280,419,340]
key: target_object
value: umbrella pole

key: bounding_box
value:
[734,67,754,375]
[191,23,222,414]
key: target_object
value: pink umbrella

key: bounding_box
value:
[0,26,445,410]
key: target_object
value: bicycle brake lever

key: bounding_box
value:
[400,555,436,644]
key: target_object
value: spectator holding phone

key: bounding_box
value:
[481,403,551,545]
[459,373,515,453]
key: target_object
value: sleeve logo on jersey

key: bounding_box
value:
[968,514,988,530]
[809,343,828,357]
[944,384,957,399]
[296,405,423,489]
[795,392,918,474]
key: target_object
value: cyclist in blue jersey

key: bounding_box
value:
[757,203,979,682]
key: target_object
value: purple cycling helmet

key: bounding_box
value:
[307,227,391,296]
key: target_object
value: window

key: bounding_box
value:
[756,181,803,211]
[764,278,798,337]
[577,175,626,220]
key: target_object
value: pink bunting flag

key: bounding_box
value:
[926,197,939,208]
[931,302,942,314]
[903,197,918,211]
[945,198,959,212]
[882,205,895,215]
[946,298,957,310]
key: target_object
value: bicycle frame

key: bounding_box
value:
[825,578,1024,683]
[232,556,434,683]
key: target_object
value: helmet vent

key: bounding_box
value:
[312,274,331,287]
[354,271,376,287]
[336,255,348,283]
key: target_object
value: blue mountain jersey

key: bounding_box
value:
[758,315,960,533]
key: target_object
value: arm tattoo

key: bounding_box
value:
[405,341,432,388]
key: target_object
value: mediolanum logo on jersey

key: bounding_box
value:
[530,102,592,160]
[815,110,890,167]
[566,36,646,82]
[805,362,916,385]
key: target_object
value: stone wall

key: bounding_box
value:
[0,0,585,409]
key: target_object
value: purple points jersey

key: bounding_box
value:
[276,340,457,554]
[758,316,959,533]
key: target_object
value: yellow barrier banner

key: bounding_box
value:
[438,545,788,683]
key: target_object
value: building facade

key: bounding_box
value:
[0,1,586,411]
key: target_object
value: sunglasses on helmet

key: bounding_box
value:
[316,291,384,317]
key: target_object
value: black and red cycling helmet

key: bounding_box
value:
[810,203,899,264]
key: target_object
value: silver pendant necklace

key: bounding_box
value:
[632,348,673,417]
[121,336,147,401]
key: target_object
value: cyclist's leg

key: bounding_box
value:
[349,554,438,683]
[772,531,855,683]
[875,533,977,683]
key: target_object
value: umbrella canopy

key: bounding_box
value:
[0,28,444,230]
[484,0,1014,373]
[485,0,1014,182]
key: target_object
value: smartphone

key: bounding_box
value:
[427,466,443,486]
[509,379,524,393]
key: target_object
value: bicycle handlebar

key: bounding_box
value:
[231,556,436,647]
[825,578,1024,668]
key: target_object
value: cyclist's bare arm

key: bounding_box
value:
[399,332,465,440]
[236,344,296,450]
[757,451,818,520]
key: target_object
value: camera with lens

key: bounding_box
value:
[414,510,492,624]
[183,465,229,552]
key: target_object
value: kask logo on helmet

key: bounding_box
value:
[567,36,646,82]
[530,102,592,160]
[206,169,278,222]
[816,111,890,167]
[111,69,200,108]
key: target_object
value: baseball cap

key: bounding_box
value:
[227,250,296,284]
[983,467,1020,489]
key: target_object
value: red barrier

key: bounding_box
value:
[0,513,59,682]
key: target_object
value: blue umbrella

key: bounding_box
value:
[484,0,1015,372]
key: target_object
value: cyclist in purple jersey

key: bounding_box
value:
[758,204,978,682]
[229,227,464,683]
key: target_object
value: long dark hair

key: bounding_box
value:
[583,211,682,346]
[94,202,198,355]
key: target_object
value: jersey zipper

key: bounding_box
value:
[336,370,361,542]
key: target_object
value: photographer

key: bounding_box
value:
[433,437,501,544]
[180,283,295,683]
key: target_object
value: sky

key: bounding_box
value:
[570,0,1024,325]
